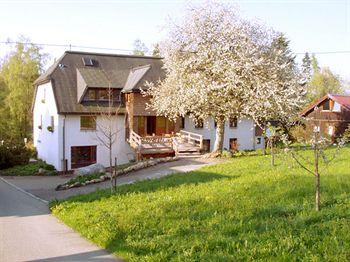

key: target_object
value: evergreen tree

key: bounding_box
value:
[301,52,312,82]
[311,54,320,73]
[152,43,161,57]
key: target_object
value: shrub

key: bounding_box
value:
[0,159,57,176]
[0,142,31,170]
[221,150,233,158]
[25,141,38,159]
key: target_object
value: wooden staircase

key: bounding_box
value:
[172,130,203,157]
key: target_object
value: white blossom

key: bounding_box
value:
[145,1,305,153]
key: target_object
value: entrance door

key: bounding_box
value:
[146,116,156,135]
[71,146,97,169]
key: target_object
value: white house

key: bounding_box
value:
[33,51,264,171]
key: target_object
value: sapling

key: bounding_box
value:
[282,125,349,211]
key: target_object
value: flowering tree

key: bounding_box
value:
[145,2,305,154]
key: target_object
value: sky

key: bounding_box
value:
[0,0,349,82]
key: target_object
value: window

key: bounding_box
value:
[202,139,211,153]
[82,57,94,66]
[98,90,109,101]
[80,116,96,130]
[112,90,121,102]
[180,117,185,129]
[86,89,97,101]
[256,137,262,144]
[195,118,204,128]
[229,117,238,128]
[84,88,123,103]
[323,100,330,111]
[333,102,341,112]
[71,146,96,169]
[229,138,238,151]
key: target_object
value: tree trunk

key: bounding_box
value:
[314,139,320,211]
[270,138,275,166]
[315,172,320,211]
[213,118,225,154]
[109,136,113,193]
[113,157,117,191]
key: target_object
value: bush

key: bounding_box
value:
[0,142,31,170]
[221,150,234,158]
[0,160,57,176]
[26,141,38,159]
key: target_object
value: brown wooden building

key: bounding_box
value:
[301,93,350,138]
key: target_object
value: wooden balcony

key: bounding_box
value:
[129,130,203,160]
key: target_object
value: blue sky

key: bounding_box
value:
[0,0,349,81]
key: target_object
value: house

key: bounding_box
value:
[301,93,350,138]
[32,51,264,171]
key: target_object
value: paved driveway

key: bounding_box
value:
[0,179,121,262]
[3,157,221,201]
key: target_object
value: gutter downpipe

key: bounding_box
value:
[62,114,67,173]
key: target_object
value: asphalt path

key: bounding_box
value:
[0,178,120,262]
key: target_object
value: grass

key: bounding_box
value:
[51,147,350,261]
[0,160,56,176]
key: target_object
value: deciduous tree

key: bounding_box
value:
[133,39,149,56]
[0,39,46,141]
[304,55,343,103]
[145,2,305,154]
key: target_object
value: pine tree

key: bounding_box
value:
[301,52,312,82]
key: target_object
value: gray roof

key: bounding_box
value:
[123,64,151,93]
[77,68,110,88]
[34,51,164,114]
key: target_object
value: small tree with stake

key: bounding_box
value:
[283,124,349,211]
[93,82,122,192]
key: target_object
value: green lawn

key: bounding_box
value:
[51,147,350,261]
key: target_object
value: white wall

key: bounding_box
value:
[33,82,135,171]
[183,117,264,151]
[63,114,134,170]
[33,82,62,169]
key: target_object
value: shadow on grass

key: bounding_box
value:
[52,171,235,206]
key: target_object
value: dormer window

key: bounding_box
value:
[83,88,123,103]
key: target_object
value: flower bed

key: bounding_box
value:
[55,156,179,191]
